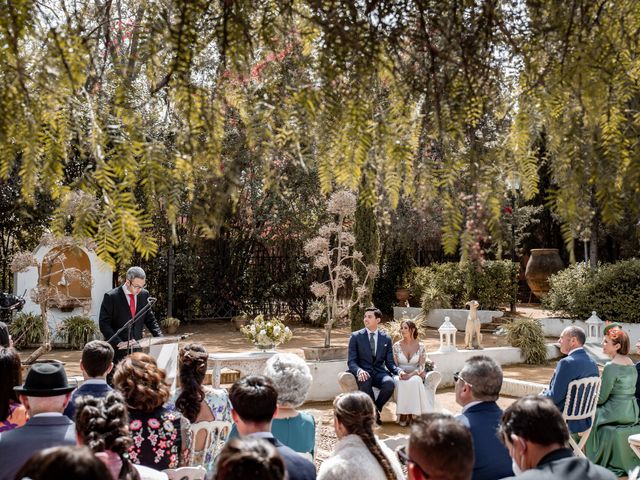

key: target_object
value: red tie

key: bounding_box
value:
[128,293,136,319]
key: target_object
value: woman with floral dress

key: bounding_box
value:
[113,352,188,470]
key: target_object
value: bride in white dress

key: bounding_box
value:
[393,320,435,426]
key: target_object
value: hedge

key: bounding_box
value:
[543,258,640,323]
[408,260,517,310]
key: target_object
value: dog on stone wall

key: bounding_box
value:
[464,300,483,349]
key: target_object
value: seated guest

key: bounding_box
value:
[215,437,286,480]
[167,343,231,474]
[393,320,435,426]
[633,330,640,406]
[541,326,598,433]
[403,413,474,480]
[15,445,111,480]
[229,353,315,457]
[64,340,114,419]
[0,347,27,432]
[499,396,616,479]
[0,321,11,347]
[113,352,187,470]
[318,391,403,480]
[0,361,76,480]
[454,355,512,479]
[584,326,640,475]
[347,308,403,425]
[76,391,171,480]
[228,375,316,480]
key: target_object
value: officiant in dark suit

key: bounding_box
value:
[98,266,162,373]
[347,307,404,424]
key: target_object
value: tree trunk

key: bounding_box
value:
[590,215,599,267]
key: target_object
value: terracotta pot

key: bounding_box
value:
[525,249,564,299]
[395,288,411,303]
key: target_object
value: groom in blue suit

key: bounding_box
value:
[348,307,403,424]
[542,326,598,433]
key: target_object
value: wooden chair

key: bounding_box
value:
[163,466,207,480]
[185,420,232,468]
[561,376,601,457]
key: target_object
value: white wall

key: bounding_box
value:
[305,343,561,401]
[14,244,113,336]
[393,307,503,331]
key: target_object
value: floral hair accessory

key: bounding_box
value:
[607,326,623,341]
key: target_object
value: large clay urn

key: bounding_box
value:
[525,249,564,299]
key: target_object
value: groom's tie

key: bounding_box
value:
[369,332,376,358]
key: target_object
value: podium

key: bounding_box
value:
[117,336,186,393]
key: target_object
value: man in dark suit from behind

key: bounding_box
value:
[99,266,162,380]
[499,396,616,479]
[541,326,598,433]
[347,307,404,425]
[0,362,76,480]
[455,355,513,480]
[63,340,114,419]
[229,375,316,480]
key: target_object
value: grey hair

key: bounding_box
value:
[126,266,146,282]
[563,326,586,345]
[461,355,503,401]
[263,353,312,408]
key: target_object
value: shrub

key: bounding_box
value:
[58,315,100,349]
[505,318,548,365]
[421,286,452,318]
[544,258,640,323]
[9,312,46,348]
[409,260,517,310]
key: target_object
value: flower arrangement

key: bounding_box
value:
[424,359,435,372]
[240,314,293,349]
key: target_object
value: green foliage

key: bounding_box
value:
[410,261,517,310]
[372,246,415,314]
[58,315,100,349]
[161,317,180,328]
[9,312,45,348]
[350,200,380,331]
[505,318,548,365]
[421,286,452,318]
[544,259,640,323]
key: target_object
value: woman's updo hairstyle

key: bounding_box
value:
[175,343,209,422]
[113,352,170,412]
[402,320,419,340]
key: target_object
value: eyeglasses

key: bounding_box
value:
[128,281,145,291]
[453,371,473,388]
[397,445,430,478]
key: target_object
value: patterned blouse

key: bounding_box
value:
[0,401,27,433]
[166,387,232,474]
[127,406,187,469]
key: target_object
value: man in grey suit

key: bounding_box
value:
[0,361,76,480]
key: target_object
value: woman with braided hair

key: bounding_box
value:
[318,391,403,480]
[166,343,232,474]
[75,391,167,480]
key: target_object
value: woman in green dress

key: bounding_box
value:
[585,326,640,476]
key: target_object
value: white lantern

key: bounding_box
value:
[439,316,458,352]
[585,311,604,344]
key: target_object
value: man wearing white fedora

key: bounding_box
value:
[0,361,76,480]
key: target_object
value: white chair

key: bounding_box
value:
[186,420,232,468]
[561,376,601,457]
[163,466,207,480]
[628,434,640,459]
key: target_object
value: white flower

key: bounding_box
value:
[327,190,356,216]
[274,325,281,335]
[259,329,266,336]
[284,326,290,333]
[250,325,256,334]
